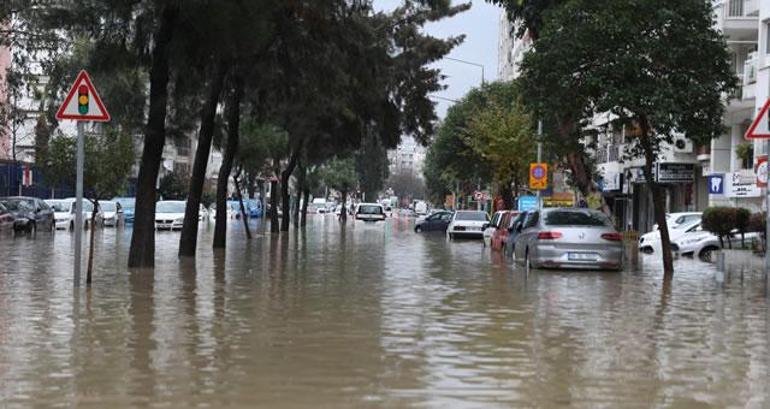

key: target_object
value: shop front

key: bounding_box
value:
[626,163,698,234]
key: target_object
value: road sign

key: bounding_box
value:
[706,174,724,194]
[518,195,538,211]
[756,156,768,187]
[745,99,770,139]
[529,163,548,190]
[56,70,111,122]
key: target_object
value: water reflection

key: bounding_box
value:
[0,216,768,408]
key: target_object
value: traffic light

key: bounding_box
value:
[78,85,89,115]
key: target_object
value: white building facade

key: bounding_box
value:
[388,136,426,177]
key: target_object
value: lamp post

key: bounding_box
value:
[444,57,485,84]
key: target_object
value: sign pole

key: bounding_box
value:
[766,139,770,273]
[536,120,543,209]
[74,121,85,287]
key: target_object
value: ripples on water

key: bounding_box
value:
[0,217,768,408]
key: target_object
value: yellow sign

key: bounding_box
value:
[529,163,548,190]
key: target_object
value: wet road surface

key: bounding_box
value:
[0,216,769,408]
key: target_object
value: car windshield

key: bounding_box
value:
[115,198,135,209]
[157,201,185,213]
[2,199,34,212]
[455,211,488,221]
[47,201,70,212]
[101,202,116,211]
[359,205,383,215]
[544,210,610,227]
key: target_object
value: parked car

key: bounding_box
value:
[46,199,103,230]
[246,199,263,218]
[639,218,702,254]
[672,223,760,261]
[505,211,528,256]
[0,197,55,233]
[112,197,135,223]
[100,200,124,227]
[0,203,15,233]
[514,208,623,272]
[355,203,386,222]
[414,210,453,232]
[484,211,507,243]
[155,200,186,230]
[651,212,702,231]
[492,211,520,251]
[310,198,328,214]
[447,210,490,239]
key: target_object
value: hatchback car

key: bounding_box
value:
[0,197,55,233]
[414,210,453,232]
[514,208,623,272]
[47,199,103,230]
[99,200,124,227]
[355,203,386,222]
[155,200,187,230]
[447,210,490,239]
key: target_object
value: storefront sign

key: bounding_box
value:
[656,163,695,183]
[726,171,761,198]
[602,172,622,192]
[518,195,539,211]
[707,174,724,194]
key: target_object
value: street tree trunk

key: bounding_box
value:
[280,147,302,232]
[500,179,513,210]
[86,199,98,286]
[179,62,226,257]
[270,176,279,234]
[301,188,310,227]
[213,76,242,249]
[234,169,251,239]
[339,190,348,223]
[293,164,305,227]
[128,5,179,268]
[640,119,674,278]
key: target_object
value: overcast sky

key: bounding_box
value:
[375,0,501,118]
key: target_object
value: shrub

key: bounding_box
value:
[701,207,737,248]
[749,212,767,253]
[735,207,750,247]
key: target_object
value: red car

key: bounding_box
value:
[491,211,520,251]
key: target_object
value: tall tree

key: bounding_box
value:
[322,157,357,223]
[520,0,736,277]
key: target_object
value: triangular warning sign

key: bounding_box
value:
[745,98,770,139]
[55,70,110,122]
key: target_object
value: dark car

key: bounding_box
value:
[414,211,453,233]
[0,203,15,233]
[0,197,55,233]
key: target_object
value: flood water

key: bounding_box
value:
[0,215,769,408]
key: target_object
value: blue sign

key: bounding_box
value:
[707,174,724,194]
[518,195,539,211]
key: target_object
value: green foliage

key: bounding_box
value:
[387,169,425,201]
[749,212,766,233]
[486,0,564,39]
[322,157,357,195]
[159,170,189,201]
[355,131,389,201]
[735,208,750,234]
[702,207,737,247]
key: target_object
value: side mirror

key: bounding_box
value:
[482,223,490,230]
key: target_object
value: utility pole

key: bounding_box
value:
[765,139,770,273]
[536,120,543,209]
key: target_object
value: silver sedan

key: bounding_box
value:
[513,208,623,272]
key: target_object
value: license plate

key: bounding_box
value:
[568,253,598,261]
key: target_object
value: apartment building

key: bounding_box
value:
[388,136,426,177]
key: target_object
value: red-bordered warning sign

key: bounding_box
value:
[55,70,110,122]
[745,99,770,139]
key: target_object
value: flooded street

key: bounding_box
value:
[1,216,769,408]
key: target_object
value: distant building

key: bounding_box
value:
[388,137,426,177]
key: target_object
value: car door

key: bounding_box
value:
[515,211,539,260]
[35,199,52,229]
[438,212,453,232]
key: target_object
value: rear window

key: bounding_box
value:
[455,212,488,221]
[544,210,610,227]
[358,205,383,215]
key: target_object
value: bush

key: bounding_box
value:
[702,207,737,248]
[748,212,766,232]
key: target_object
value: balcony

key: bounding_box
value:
[718,0,759,39]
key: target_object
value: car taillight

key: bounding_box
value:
[601,232,623,241]
[537,231,562,240]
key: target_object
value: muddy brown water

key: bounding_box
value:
[0,216,768,408]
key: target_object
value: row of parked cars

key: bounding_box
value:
[0,196,137,234]
[416,207,625,271]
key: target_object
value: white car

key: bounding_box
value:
[639,218,701,254]
[45,198,103,230]
[355,203,386,222]
[447,210,490,240]
[484,211,507,242]
[155,200,186,230]
[651,212,702,231]
[99,200,124,227]
[673,223,760,261]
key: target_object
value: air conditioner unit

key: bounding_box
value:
[673,137,694,153]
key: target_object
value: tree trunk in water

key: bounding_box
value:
[128,5,179,268]
[339,190,348,223]
[301,188,310,227]
[270,178,279,233]
[213,77,242,249]
[234,170,251,239]
[293,165,305,227]
[639,120,673,278]
[280,148,301,232]
[179,62,226,257]
[86,200,98,286]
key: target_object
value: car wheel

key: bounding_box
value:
[699,246,719,262]
[415,225,422,233]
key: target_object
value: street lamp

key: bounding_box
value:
[444,57,485,84]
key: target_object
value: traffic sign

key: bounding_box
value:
[518,195,538,211]
[745,99,770,139]
[55,70,111,122]
[529,163,548,190]
[756,156,768,187]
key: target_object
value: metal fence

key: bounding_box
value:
[0,162,75,199]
